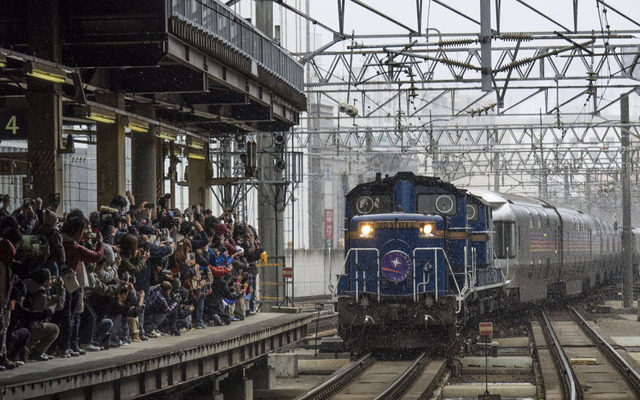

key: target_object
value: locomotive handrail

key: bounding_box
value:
[413,247,465,307]
[344,248,380,302]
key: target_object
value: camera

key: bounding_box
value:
[121,272,130,282]
[145,203,154,209]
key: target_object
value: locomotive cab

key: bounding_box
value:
[336,212,464,350]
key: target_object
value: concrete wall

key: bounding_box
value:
[286,248,345,298]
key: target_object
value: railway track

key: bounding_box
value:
[536,306,640,399]
[294,352,446,400]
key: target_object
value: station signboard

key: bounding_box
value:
[0,112,26,140]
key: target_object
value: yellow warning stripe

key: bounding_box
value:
[256,263,285,267]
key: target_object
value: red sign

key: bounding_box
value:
[479,321,493,336]
[282,267,293,279]
[324,209,334,239]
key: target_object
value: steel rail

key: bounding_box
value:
[540,311,581,400]
[294,352,374,400]
[569,306,640,397]
[374,353,428,400]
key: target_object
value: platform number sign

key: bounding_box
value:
[0,113,26,140]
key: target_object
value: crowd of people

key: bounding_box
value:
[0,191,264,370]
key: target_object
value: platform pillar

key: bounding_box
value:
[246,360,275,390]
[95,94,126,208]
[26,87,64,208]
[187,155,210,208]
[131,103,157,205]
[220,371,253,400]
[26,0,64,209]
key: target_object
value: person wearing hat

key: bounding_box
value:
[37,209,64,276]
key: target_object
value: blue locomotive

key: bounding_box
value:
[334,172,622,352]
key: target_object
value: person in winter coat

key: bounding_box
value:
[203,268,241,326]
[116,233,147,281]
[0,227,22,369]
[57,215,104,358]
[143,282,180,337]
[20,268,65,361]
[36,209,64,276]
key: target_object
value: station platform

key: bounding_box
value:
[0,311,315,400]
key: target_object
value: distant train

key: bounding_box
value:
[334,172,627,352]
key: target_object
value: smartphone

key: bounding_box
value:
[145,203,154,209]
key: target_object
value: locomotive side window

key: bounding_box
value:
[417,194,457,215]
[494,221,517,258]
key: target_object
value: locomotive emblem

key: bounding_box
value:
[381,250,411,281]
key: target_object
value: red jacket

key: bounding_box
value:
[208,265,230,278]
[62,237,104,273]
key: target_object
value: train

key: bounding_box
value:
[333,171,628,352]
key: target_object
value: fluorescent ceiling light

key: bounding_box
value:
[152,126,177,141]
[122,116,149,133]
[25,61,66,84]
[187,151,206,160]
[86,107,116,124]
[186,136,205,150]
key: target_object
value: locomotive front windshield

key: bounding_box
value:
[352,195,392,215]
[416,193,458,215]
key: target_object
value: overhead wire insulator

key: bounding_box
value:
[437,38,476,47]
[500,33,533,42]
[496,57,534,72]
[437,56,478,70]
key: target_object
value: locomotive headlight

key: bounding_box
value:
[359,223,374,238]
[419,222,435,238]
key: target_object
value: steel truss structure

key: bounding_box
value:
[252,0,640,199]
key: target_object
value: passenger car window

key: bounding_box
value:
[494,221,517,258]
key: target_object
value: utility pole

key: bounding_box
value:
[621,95,633,309]
[256,0,285,308]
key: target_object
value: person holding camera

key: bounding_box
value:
[20,268,66,361]
[36,209,65,277]
[11,199,38,235]
[182,258,208,329]
[136,224,173,340]
[143,281,180,337]
[204,266,241,327]
[116,234,148,281]
[58,215,104,358]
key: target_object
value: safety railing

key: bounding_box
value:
[256,255,288,308]
[170,0,304,92]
